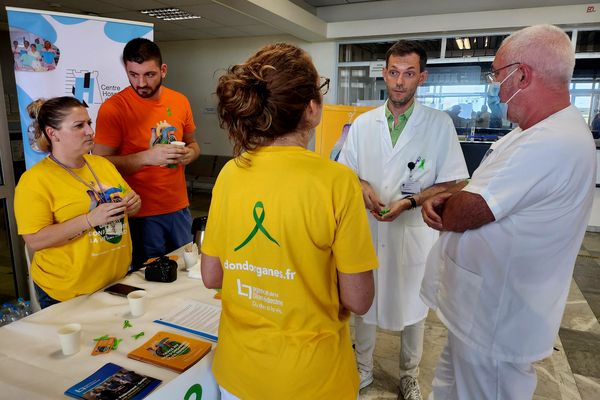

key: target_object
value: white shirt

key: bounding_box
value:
[339,101,468,330]
[421,105,596,362]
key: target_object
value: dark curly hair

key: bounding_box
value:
[216,43,321,162]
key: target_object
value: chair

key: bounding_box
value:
[24,245,41,312]
[185,155,217,197]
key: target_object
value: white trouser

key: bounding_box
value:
[354,315,425,378]
[430,331,537,400]
[220,386,361,399]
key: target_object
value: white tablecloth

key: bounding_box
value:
[0,248,220,399]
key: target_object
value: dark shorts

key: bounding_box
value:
[129,208,193,269]
[34,282,60,309]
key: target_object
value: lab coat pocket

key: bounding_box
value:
[402,224,437,267]
[438,257,482,335]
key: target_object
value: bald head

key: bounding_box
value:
[499,25,574,90]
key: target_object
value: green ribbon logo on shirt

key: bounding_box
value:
[234,201,280,251]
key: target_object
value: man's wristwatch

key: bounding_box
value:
[406,196,417,209]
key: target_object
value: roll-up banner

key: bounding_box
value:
[6,7,153,169]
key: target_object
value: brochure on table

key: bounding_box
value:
[154,299,220,342]
[65,362,161,400]
[128,331,212,373]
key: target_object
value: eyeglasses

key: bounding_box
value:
[485,62,521,83]
[319,77,330,95]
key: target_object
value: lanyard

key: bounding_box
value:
[49,154,106,202]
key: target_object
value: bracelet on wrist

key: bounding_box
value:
[84,213,94,229]
[406,196,417,209]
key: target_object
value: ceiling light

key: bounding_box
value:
[464,38,471,50]
[455,38,464,50]
[140,8,201,21]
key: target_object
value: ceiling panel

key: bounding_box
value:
[39,0,127,14]
[183,3,261,27]
[99,0,168,12]
[237,24,285,36]
[155,29,217,42]
[155,0,214,6]
[206,26,247,38]
[169,17,223,29]
[99,10,159,25]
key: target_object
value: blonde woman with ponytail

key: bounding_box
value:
[15,96,141,308]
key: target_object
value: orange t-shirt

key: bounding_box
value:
[95,86,196,217]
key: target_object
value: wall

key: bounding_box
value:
[159,35,336,156]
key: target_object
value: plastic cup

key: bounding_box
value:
[127,290,148,317]
[168,141,186,168]
[57,323,82,355]
[183,250,198,270]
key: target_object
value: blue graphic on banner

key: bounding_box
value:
[16,85,46,169]
[73,73,95,105]
[51,15,86,25]
[7,7,152,169]
[104,22,153,43]
[7,10,57,43]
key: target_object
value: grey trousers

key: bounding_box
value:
[354,315,426,378]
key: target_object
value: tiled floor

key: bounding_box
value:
[358,233,600,400]
[191,191,600,400]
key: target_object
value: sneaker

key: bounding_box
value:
[399,375,422,400]
[359,369,374,390]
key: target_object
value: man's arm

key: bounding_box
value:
[441,191,495,232]
[93,143,187,176]
[178,131,200,166]
[338,270,374,315]
[377,180,459,222]
[421,181,495,232]
[359,179,385,213]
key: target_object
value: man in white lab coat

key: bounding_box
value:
[421,25,596,399]
[338,40,468,400]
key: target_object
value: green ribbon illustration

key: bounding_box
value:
[184,384,203,400]
[234,201,280,251]
[418,159,425,169]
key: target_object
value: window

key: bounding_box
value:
[338,39,441,63]
[445,34,508,59]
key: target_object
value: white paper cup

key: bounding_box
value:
[127,290,148,317]
[171,141,186,147]
[57,323,82,355]
[183,250,199,270]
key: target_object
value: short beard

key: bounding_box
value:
[389,97,412,107]
[133,80,162,99]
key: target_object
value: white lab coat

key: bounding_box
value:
[339,102,468,330]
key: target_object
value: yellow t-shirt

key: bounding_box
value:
[202,146,378,400]
[14,154,132,301]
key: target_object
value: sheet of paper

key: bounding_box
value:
[154,299,221,342]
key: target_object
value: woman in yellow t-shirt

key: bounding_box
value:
[201,43,378,400]
[14,97,141,308]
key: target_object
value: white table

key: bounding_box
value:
[0,248,220,399]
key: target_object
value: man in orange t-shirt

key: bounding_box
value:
[94,38,199,268]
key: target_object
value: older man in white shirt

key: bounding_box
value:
[421,24,596,400]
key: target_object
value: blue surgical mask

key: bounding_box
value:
[486,67,522,121]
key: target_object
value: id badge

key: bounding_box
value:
[401,180,421,195]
